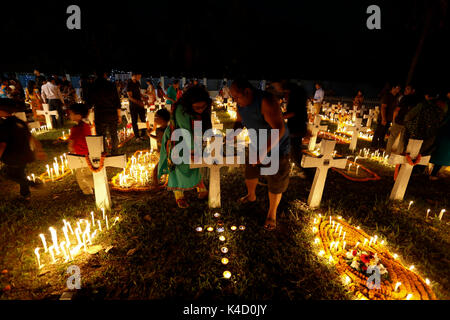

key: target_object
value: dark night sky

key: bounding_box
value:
[0,0,448,88]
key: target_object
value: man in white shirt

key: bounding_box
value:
[313,82,324,114]
[41,77,65,128]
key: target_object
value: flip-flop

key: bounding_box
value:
[264,218,276,231]
[239,195,256,204]
[176,198,189,208]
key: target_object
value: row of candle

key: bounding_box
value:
[34,208,120,269]
[30,125,49,135]
[117,151,158,188]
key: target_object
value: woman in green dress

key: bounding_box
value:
[157,86,212,208]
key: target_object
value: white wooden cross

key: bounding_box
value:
[37,104,58,130]
[190,138,240,208]
[364,109,376,129]
[348,118,366,151]
[301,140,347,208]
[67,136,127,210]
[307,115,328,151]
[351,106,359,122]
[388,139,430,201]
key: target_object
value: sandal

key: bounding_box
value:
[176,198,189,208]
[198,191,209,200]
[264,218,276,231]
[238,195,256,204]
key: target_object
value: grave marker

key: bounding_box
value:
[37,104,59,130]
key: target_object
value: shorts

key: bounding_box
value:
[244,155,290,194]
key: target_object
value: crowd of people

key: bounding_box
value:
[0,71,449,231]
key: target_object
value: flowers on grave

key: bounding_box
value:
[344,249,389,281]
[85,153,107,173]
[405,153,422,166]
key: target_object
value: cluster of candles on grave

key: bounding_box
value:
[311,214,436,300]
[30,125,49,135]
[34,208,120,269]
[358,148,393,167]
[195,212,246,280]
[27,153,72,183]
[59,130,70,141]
[336,122,373,142]
[113,151,159,189]
[345,156,361,175]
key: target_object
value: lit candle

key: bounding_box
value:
[330,241,335,250]
[363,238,368,246]
[338,226,342,238]
[34,248,41,269]
[335,241,339,250]
[342,232,346,241]
[409,265,414,271]
[356,165,360,175]
[408,201,414,210]
[91,211,95,226]
[221,247,228,254]
[101,208,105,220]
[39,234,48,252]
[394,282,401,291]
[426,209,431,219]
[406,294,413,300]
[223,271,232,279]
[439,209,446,221]
[343,241,346,250]
[74,229,82,247]
[230,226,237,231]
[105,215,109,230]
[49,227,60,254]
[97,220,102,232]
[355,242,360,249]
[63,226,71,246]
[48,245,56,263]
[219,236,226,242]
[32,174,35,183]
[195,227,203,232]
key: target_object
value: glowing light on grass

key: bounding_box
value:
[195,227,203,232]
[393,254,398,259]
[409,265,415,271]
[221,247,228,254]
[105,215,109,230]
[239,225,246,231]
[343,275,351,285]
[214,213,221,218]
[221,258,229,265]
[207,227,214,232]
[230,226,237,231]
[408,201,414,210]
[426,209,431,219]
[91,212,95,226]
[219,236,226,242]
[97,220,102,232]
[425,279,431,286]
[223,271,232,279]
[217,227,225,233]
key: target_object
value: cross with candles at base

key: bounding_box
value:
[301,140,347,208]
[190,137,240,208]
[36,104,59,130]
[388,139,430,201]
[364,109,376,129]
[307,115,328,151]
[67,136,127,210]
[348,118,367,152]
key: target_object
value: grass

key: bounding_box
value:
[0,113,449,300]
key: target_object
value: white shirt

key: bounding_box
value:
[314,88,324,103]
[41,82,64,103]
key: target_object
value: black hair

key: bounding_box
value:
[27,80,36,94]
[132,72,141,76]
[156,108,171,122]
[69,103,90,118]
[47,76,55,82]
[175,86,212,132]
[231,78,254,93]
[173,79,180,85]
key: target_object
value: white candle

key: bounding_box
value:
[101,208,105,220]
[63,226,71,246]
[355,242,360,249]
[97,220,102,232]
[343,241,346,250]
[49,227,60,254]
[342,232,346,241]
[408,201,414,210]
[91,211,95,226]
[39,234,48,252]
[439,209,446,221]
[34,248,41,269]
[395,282,401,291]
[356,165,360,175]
[426,209,431,219]
[32,174,35,183]
[48,245,56,263]
[105,215,109,230]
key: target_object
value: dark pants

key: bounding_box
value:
[130,104,146,138]
[289,135,303,168]
[96,118,119,154]
[371,122,390,149]
[431,165,442,176]
[48,99,64,128]
[4,164,30,197]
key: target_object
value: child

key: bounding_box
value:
[0,98,46,200]
[68,103,94,195]
[149,108,170,186]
